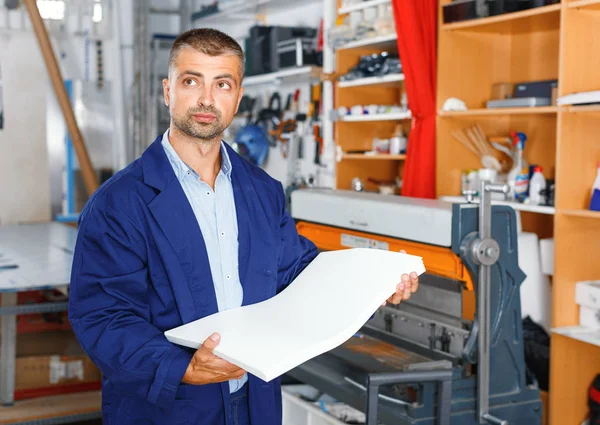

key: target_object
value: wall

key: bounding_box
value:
[0,32,51,224]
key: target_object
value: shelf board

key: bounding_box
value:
[438,106,558,117]
[442,4,561,33]
[561,209,600,219]
[191,0,321,21]
[243,66,321,87]
[568,0,600,10]
[338,73,404,88]
[339,111,412,122]
[566,104,600,113]
[439,196,556,215]
[341,153,406,160]
[336,34,398,51]
[338,0,391,14]
[552,326,600,348]
[0,391,101,425]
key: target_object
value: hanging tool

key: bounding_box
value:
[313,124,323,165]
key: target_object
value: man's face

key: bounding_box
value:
[163,48,244,143]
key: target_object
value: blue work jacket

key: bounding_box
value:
[68,136,318,425]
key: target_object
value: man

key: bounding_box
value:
[68,28,420,425]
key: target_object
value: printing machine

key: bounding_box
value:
[287,183,542,425]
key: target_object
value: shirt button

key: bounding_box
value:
[226,275,231,279]
[221,232,225,236]
[206,192,210,196]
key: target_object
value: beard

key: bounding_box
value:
[172,106,225,142]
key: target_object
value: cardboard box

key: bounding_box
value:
[15,355,101,390]
[491,83,514,100]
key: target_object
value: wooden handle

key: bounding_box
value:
[23,0,99,197]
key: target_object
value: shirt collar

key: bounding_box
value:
[161,129,233,181]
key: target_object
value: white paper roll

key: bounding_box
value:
[518,232,552,331]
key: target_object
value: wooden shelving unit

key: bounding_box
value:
[438,2,600,424]
[568,0,600,10]
[333,9,406,193]
[439,106,558,117]
[442,3,561,32]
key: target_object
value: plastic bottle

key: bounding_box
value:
[529,166,546,205]
[507,132,530,202]
[591,162,600,201]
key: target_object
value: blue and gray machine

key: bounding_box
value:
[289,181,542,425]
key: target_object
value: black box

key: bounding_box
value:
[443,0,478,23]
[488,0,532,15]
[247,25,273,76]
[269,26,317,72]
[513,80,558,99]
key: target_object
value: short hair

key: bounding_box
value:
[168,28,245,81]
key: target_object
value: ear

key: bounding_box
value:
[162,78,170,107]
[234,87,245,115]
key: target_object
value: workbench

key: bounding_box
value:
[0,222,101,425]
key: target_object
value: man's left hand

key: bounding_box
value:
[382,250,420,306]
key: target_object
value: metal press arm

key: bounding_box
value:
[464,181,510,425]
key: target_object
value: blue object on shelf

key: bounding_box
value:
[590,189,600,212]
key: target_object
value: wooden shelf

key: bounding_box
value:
[442,4,561,33]
[568,0,600,10]
[0,391,101,425]
[337,73,404,88]
[341,153,406,160]
[339,111,411,122]
[338,0,390,14]
[561,209,600,219]
[336,34,397,51]
[439,106,558,117]
[566,104,600,114]
[439,196,556,215]
[552,326,600,348]
[243,66,321,86]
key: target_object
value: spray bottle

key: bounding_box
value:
[507,132,530,202]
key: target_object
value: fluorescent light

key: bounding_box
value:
[36,0,65,21]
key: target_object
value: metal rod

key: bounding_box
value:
[478,179,492,423]
[0,293,17,405]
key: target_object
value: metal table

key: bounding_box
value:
[0,222,101,424]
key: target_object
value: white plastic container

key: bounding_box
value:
[529,166,546,205]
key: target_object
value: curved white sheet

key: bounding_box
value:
[165,248,426,382]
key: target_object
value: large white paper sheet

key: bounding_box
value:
[164,248,426,382]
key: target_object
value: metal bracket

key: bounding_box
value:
[365,369,453,425]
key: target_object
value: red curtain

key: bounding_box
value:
[392,0,438,199]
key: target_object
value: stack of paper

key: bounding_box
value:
[165,248,426,382]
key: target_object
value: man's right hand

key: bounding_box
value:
[181,333,246,385]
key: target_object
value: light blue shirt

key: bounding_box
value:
[161,130,247,393]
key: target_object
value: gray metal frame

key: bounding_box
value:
[5,411,102,425]
[0,295,70,406]
[365,369,453,425]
